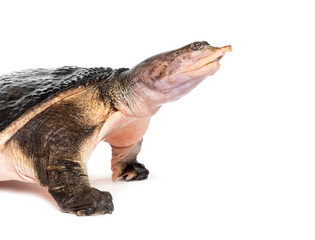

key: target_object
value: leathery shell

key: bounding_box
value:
[0,66,114,133]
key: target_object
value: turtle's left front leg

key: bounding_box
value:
[111,139,149,181]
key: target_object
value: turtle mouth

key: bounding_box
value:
[202,55,224,67]
[186,55,223,77]
[186,45,232,77]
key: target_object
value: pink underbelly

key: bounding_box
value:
[0,150,36,183]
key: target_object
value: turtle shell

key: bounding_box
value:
[0,66,114,133]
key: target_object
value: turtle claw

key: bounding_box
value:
[121,162,149,181]
[56,188,114,216]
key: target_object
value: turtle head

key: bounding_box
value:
[110,41,232,117]
[131,41,232,103]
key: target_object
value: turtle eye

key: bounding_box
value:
[191,42,203,50]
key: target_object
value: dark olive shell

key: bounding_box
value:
[0,66,114,132]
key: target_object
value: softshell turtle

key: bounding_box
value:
[0,41,232,215]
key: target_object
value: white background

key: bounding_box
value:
[0,0,314,239]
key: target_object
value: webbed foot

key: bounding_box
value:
[122,162,149,181]
[112,162,149,181]
[51,187,114,216]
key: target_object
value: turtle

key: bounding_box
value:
[0,41,232,216]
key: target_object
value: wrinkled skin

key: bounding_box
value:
[0,41,231,215]
[110,42,232,117]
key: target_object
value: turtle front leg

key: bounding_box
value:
[111,139,149,181]
[46,159,114,216]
